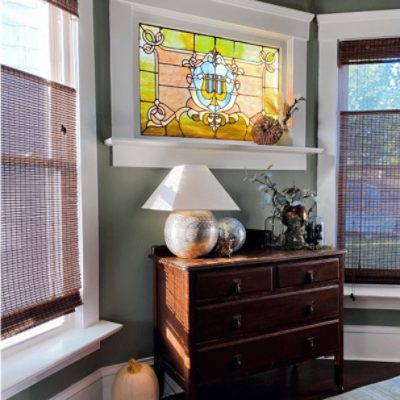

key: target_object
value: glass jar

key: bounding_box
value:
[264,215,285,248]
[305,216,324,248]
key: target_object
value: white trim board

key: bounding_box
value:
[344,325,400,363]
[52,325,400,400]
[109,0,314,169]
[106,138,323,170]
[318,10,400,40]
[344,284,400,310]
[52,357,182,400]
[317,11,400,307]
[2,321,122,400]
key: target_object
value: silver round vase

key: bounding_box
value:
[164,210,219,258]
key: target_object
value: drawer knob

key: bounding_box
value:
[306,303,315,315]
[232,314,242,329]
[307,337,315,349]
[233,354,242,368]
[306,270,314,283]
[232,279,242,294]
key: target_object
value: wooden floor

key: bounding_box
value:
[165,359,400,400]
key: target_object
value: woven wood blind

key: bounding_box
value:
[45,0,78,16]
[339,38,400,66]
[1,65,82,338]
[338,38,400,284]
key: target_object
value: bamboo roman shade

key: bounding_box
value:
[339,38,400,66]
[1,1,82,339]
[337,38,400,284]
[46,0,78,16]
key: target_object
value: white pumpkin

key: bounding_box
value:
[112,359,159,400]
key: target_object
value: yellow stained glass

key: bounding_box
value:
[138,23,284,144]
[234,42,262,62]
[140,24,160,35]
[216,38,234,58]
[161,28,194,51]
[195,35,214,54]
[263,88,279,116]
[140,101,153,132]
[140,71,156,102]
[139,48,155,72]
[264,68,279,88]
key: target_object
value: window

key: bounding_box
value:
[139,23,282,142]
[109,0,313,169]
[337,38,400,284]
[1,2,119,397]
[1,0,81,339]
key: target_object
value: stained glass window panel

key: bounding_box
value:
[139,23,282,142]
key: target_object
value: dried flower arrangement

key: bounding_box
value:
[252,97,306,145]
[244,164,318,216]
[244,165,320,249]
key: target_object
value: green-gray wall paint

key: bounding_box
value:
[10,0,399,398]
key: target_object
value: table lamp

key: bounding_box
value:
[142,165,239,258]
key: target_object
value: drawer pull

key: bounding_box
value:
[232,314,242,330]
[232,279,242,294]
[306,303,315,315]
[306,337,315,349]
[306,270,314,283]
[233,354,242,368]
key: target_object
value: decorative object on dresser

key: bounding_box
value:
[244,168,319,250]
[152,233,345,400]
[217,217,246,257]
[142,165,239,258]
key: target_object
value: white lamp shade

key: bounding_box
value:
[142,165,240,211]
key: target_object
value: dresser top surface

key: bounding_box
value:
[151,246,346,271]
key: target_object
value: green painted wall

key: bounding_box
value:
[10,0,399,398]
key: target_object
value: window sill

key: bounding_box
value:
[344,284,400,310]
[1,320,123,399]
[105,138,323,170]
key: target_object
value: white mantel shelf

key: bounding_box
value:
[105,137,323,170]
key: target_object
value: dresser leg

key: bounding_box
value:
[334,353,344,392]
[153,355,165,398]
[183,383,198,400]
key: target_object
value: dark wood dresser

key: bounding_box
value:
[152,245,345,399]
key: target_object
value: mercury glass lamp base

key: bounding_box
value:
[164,210,219,258]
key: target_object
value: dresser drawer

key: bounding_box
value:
[196,286,339,343]
[278,258,339,288]
[197,321,339,384]
[195,266,272,300]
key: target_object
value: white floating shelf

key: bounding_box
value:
[105,137,323,170]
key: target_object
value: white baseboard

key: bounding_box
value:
[51,356,182,400]
[344,325,400,363]
[52,325,400,399]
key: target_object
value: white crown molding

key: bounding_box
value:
[211,0,314,23]
[318,9,400,25]
[118,0,314,39]
[318,9,400,41]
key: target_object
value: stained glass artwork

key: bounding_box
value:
[139,24,287,143]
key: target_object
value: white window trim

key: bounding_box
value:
[1,1,122,398]
[107,0,318,170]
[317,9,400,310]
